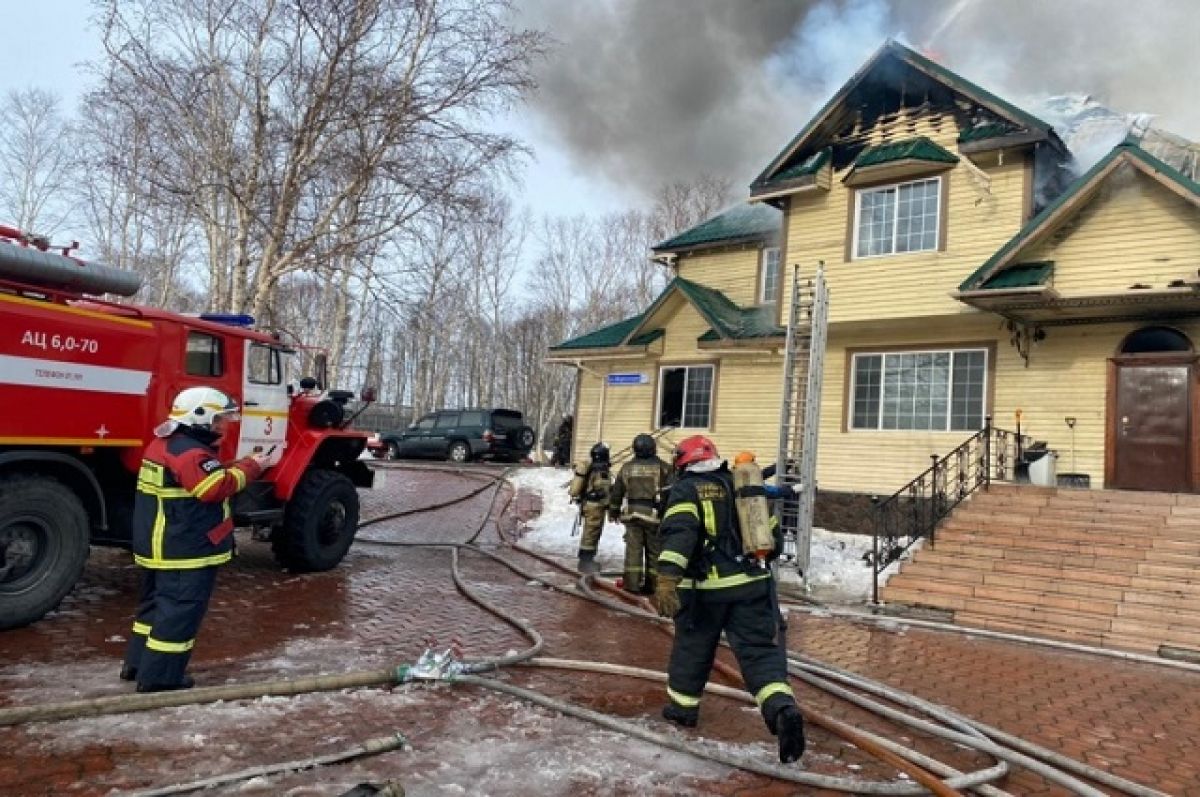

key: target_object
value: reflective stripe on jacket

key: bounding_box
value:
[656,465,771,602]
[132,431,261,569]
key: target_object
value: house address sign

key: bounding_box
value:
[606,372,649,386]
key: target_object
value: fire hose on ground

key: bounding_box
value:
[0,467,1172,796]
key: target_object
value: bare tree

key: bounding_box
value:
[649,172,734,244]
[93,0,545,315]
[75,93,197,308]
[0,88,74,235]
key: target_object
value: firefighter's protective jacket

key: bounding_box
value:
[569,464,611,506]
[657,463,777,602]
[610,456,672,521]
[133,431,262,569]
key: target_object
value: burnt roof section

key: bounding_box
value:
[852,136,959,169]
[751,40,1060,197]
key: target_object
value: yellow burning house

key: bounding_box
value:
[549,41,1200,534]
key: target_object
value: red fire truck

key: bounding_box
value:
[0,225,375,629]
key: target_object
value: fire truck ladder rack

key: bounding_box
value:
[774,263,829,582]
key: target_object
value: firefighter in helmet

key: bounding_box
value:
[653,435,806,764]
[608,433,672,594]
[121,387,271,692]
[567,442,612,574]
[551,414,574,467]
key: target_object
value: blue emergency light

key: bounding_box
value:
[199,313,256,328]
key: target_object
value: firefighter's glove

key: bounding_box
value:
[652,575,682,618]
[790,483,804,495]
[607,510,621,524]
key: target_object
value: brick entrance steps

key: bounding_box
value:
[880,483,1200,655]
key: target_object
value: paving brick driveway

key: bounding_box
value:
[0,464,1197,796]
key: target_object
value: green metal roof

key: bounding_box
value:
[652,203,781,253]
[550,314,663,351]
[632,277,784,342]
[958,122,1017,143]
[763,148,831,185]
[852,137,958,169]
[959,141,1200,292]
[752,40,1055,191]
[978,261,1054,290]
[553,277,786,354]
[697,304,784,341]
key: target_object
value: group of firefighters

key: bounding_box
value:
[118,386,806,764]
[568,432,807,764]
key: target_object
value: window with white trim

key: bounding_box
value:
[658,365,714,428]
[850,348,986,431]
[854,177,941,258]
[759,247,781,303]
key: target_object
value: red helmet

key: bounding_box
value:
[673,435,719,469]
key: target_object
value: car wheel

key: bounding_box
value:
[0,475,90,630]
[386,441,401,460]
[447,441,471,463]
[514,426,536,450]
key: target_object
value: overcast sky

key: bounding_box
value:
[2,1,1197,233]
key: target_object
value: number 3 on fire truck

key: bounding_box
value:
[264,416,273,435]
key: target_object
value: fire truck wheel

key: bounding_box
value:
[274,470,360,572]
[0,475,90,630]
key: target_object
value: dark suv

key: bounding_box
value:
[375,408,535,463]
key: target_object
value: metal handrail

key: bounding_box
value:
[869,417,1027,602]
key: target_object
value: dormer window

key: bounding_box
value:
[759,247,781,304]
[853,176,941,258]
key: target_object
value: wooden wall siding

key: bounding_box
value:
[781,112,1028,325]
[659,301,719,361]
[1024,167,1200,294]
[710,355,785,460]
[815,318,1200,494]
[570,352,785,467]
[675,247,764,306]
[572,315,1200,491]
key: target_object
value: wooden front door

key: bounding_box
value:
[1112,363,1191,491]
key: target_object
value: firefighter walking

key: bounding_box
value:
[121,387,270,692]
[568,442,612,574]
[652,435,806,764]
[608,433,672,595]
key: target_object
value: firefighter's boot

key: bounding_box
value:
[137,675,195,693]
[577,550,599,575]
[119,665,138,682]
[662,702,698,728]
[775,705,806,763]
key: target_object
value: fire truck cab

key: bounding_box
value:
[0,226,375,630]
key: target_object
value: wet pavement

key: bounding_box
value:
[1,464,1198,796]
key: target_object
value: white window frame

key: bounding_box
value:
[848,347,988,432]
[758,246,781,304]
[656,364,715,429]
[851,176,941,259]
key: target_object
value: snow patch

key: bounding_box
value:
[509,467,891,603]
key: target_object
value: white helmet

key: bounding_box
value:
[155,387,239,436]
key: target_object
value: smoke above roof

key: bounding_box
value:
[518,0,1200,198]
